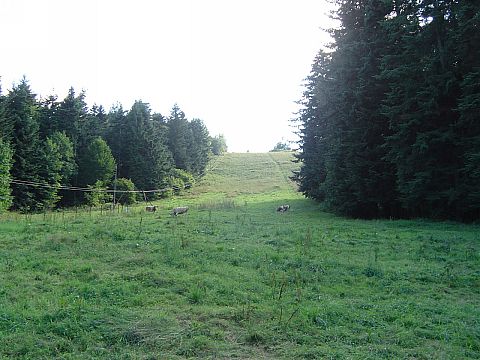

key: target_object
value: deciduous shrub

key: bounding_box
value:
[113,178,136,205]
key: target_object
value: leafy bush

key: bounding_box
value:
[270,141,291,152]
[161,177,184,198]
[160,169,195,198]
[210,134,228,155]
[84,180,112,207]
[113,178,136,205]
[173,168,195,188]
[78,137,116,186]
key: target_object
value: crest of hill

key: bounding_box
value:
[195,152,299,196]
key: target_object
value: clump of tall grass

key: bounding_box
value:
[196,199,236,210]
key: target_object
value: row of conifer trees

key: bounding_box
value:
[295,0,480,221]
[0,78,227,212]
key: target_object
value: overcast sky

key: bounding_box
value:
[0,0,334,152]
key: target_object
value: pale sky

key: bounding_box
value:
[0,0,334,152]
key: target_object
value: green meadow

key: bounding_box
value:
[1,152,479,359]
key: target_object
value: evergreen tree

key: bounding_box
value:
[105,103,127,173]
[189,118,211,175]
[122,101,173,192]
[0,83,10,211]
[38,94,60,138]
[294,51,332,202]
[167,104,193,171]
[4,78,44,211]
[90,104,108,138]
[151,112,175,183]
[55,87,97,204]
[56,87,90,156]
[0,81,11,141]
[0,137,13,212]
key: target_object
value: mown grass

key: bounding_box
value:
[1,152,479,359]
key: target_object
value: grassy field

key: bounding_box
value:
[1,152,479,359]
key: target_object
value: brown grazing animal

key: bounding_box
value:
[145,205,157,212]
[172,206,189,216]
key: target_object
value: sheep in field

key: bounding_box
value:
[145,205,157,212]
[172,206,189,216]
[276,205,290,213]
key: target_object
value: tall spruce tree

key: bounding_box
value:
[56,87,90,156]
[90,104,108,138]
[0,82,14,142]
[294,50,332,203]
[151,112,175,183]
[121,101,173,192]
[105,103,127,172]
[167,104,193,171]
[0,137,13,212]
[4,79,45,211]
[55,87,92,204]
[0,84,11,211]
[38,94,60,138]
[189,118,211,175]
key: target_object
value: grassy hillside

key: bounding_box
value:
[1,152,479,359]
[193,152,300,195]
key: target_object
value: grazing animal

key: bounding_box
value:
[172,206,189,216]
[277,205,290,213]
[145,205,157,212]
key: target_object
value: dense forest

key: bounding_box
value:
[0,79,227,212]
[295,0,480,221]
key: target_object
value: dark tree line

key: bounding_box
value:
[0,78,224,212]
[295,0,480,221]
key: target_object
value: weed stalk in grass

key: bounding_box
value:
[304,227,313,255]
[136,213,143,240]
[180,234,189,249]
[285,307,299,327]
[271,272,276,300]
[294,271,303,303]
[278,276,287,301]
